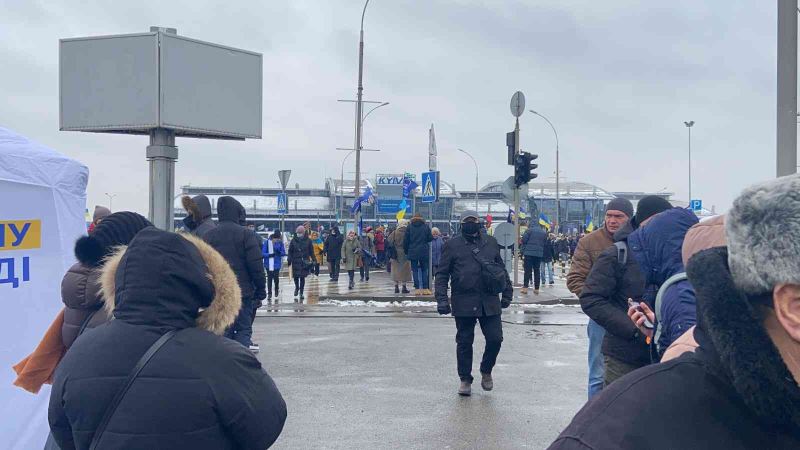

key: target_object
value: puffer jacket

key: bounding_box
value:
[288,235,314,277]
[49,228,287,449]
[567,228,614,295]
[404,218,433,261]
[60,263,109,349]
[431,236,444,267]
[520,226,547,257]
[181,195,216,238]
[628,208,699,353]
[324,228,344,261]
[203,196,266,300]
[580,222,650,367]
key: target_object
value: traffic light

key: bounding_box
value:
[506,131,516,165]
[514,151,538,187]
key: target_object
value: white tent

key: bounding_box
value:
[0,127,88,449]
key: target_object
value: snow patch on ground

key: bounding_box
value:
[518,303,582,309]
[319,299,437,307]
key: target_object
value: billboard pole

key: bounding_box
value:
[147,128,178,231]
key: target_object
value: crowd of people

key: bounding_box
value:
[12,173,800,448]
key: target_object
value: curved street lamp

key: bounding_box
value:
[457,148,479,213]
[529,110,560,229]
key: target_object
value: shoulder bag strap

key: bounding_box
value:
[89,329,178,450]
[653,272,689,352]
[77,307,100,337]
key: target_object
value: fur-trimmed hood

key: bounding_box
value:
[687,247,800,432]
[100,227,241,335]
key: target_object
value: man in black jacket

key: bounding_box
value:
[181,194,216,238]
[404,214,433,295]
[550,176,800,449]
[49,228,286,449]
[203,196,266,351]
[436,210,513,396]
[579,196,672,385]
[324,226,344,281]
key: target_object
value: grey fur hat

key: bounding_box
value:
[726,174,800,295]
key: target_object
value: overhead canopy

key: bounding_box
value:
[0,127,88,449]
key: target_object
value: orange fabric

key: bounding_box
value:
[13,309,67,394]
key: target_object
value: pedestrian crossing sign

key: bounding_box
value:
[421,171,439,203]
[277,193,288,214]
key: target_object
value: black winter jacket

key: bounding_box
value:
[435,233,513,317]
[579,223,650,367]
[543,238,556,263]
[550,248,800,450]
[324,228,344,261]
[182,194,217,238]
[203,196,266,300]
[404,219,433,261]
[288,235,314,277]
[521,227,547,257]
[49,228,287,450]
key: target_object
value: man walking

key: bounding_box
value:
[203,196,266,353]
[324,225,344,281]
[567,198,633,399]
[435,210,513,396]
[520,222,548,294]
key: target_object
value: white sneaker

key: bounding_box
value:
[249,344,260,353]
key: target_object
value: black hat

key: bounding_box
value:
[634,196,673,228]
[605,198,634,219]
[75,212,153,266]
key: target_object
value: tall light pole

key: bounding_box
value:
[529,110,560,230]
[684,121,694,202]
[457,148,479,212]
[776,0,797,177]
[104,192,117,211]
[353,0,371,205]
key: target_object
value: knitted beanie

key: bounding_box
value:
[75,212,153,266]
[634,196,673,228]
[605,198,634,219]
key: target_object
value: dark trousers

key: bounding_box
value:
[329,259,340,280]
[455,314,503,382]
[604,355,642,387]
[293,276,306,293]
[359,257,371,280]
[225,296,254,347]
[267,270,280,297]
[523,255,542,289]
[377,250,386,266]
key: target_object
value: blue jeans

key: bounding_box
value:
[540,261,554,284]
[410,258,429,289]
[587,319,606,399]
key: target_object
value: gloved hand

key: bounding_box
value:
[437,302,451,315]
[501,297,512,308]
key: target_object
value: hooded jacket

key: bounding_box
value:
[580,222,650,367]
[324,227,344,261]
[182,195,216,238]
[203,196,266,300]
[549,248,800,450]
[49,228,287,449]
[404,217,433,261]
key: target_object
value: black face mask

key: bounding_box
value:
[461,222,481,236]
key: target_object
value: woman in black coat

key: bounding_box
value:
[49,228,287,449]
[288,225,315,300]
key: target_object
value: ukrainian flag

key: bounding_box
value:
[584,214,595,233]
[538,213,551,231]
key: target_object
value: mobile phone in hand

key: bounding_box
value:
[627,298,654,329]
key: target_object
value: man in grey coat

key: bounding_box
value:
[520,222,548,294]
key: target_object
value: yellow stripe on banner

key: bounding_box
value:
[1,220,42,250]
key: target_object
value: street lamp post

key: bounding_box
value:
[353,0,372,212]
[457,148,479,212]
[104,192,117,211]
[529,110,560,230]
[684,121,695,203]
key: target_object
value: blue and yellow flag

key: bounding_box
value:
[538,213,551,231]
[584,214,594,233]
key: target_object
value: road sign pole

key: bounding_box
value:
[513,117,520,286]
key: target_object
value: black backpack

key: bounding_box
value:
[469,241,508,295]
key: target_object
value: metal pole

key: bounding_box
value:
[458,148,479,213]
[280,189,285,233]
[777,0,797,177]
[688,125,692,202]
[530,110,560,231]
[354,0,371,234]
[147,128,178,231]
[513,117,520,286]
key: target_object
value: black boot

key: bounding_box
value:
[401,285,410,294]
[394,285,400,294]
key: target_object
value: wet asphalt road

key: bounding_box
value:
[254,306,588,449]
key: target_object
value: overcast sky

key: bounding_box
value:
[1,0,782,215]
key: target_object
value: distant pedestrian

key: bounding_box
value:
[342,230,362,289]
[310,231,324,277]
[263,230,286,303]
[435,210,513,396]
[203,196,266,353]
[520,223,547,294]
[374,226,386,267]
[324,226,344,281]
[431,227,444,278]
[87,205,111,234]
[360,228,376,282]
[181,195,216,238]
[389,220,413,294]
[404,213,433,295]
[48,228,287,449]
[540,232,556,286]
[288,225,314,301]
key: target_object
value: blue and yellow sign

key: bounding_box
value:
[0,220,41,250]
